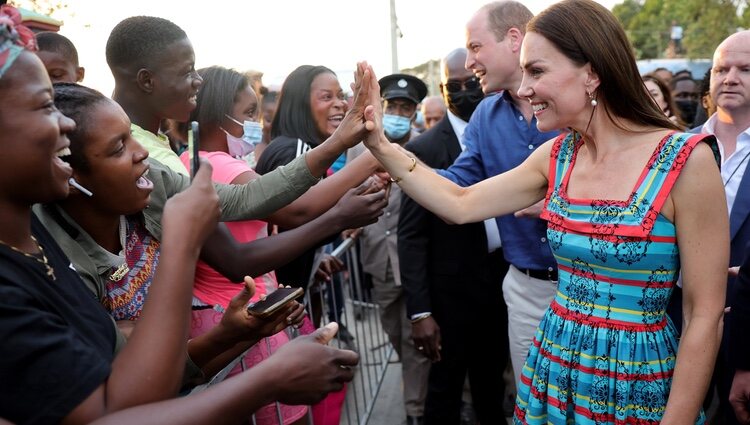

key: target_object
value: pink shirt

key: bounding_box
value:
[179,151,277,308]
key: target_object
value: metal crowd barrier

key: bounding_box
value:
[305,233,394,425]
[191,233,394,425]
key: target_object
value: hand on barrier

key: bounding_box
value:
[315,254,345,283]
[265,322,359,405]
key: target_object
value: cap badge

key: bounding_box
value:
[397,79,408,88]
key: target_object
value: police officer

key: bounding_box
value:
[379,73,428,145]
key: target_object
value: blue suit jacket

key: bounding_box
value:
[691,124,750,267]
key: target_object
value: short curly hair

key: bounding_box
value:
[105,16,187,73]
[36,31,79,65]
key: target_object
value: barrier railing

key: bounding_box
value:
[191,233,393,425]
[306,233,394,425]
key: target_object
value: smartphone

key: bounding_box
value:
[189,121,200,180]
[384,180,392,200]
[247,287,303,318]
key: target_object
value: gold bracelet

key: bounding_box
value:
[389,157,417,184]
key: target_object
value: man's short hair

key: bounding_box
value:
[36,32,79,65]
[482,1,534,41]
[106,16,187,72]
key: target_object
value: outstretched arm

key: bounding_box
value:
[359,64,549,225]
[230,152,382,229]
[87,324,358,425]
[200,182,387,282]
[662,142,728,424]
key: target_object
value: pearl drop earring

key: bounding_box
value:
[588,90,598,107]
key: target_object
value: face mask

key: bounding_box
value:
[414,110,424,127]
[447,87,484,122]
[223,115,263,157]
[383,114,412,140]
[674,100,698,125]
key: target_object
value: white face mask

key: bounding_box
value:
[222,115,263,158]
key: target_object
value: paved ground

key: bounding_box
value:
[363,359,513,425]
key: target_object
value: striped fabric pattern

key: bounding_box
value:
[513,131,713,424]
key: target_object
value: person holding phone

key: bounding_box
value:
[178,66,387,425]
[38,81,384,379]
[0,9,360,424]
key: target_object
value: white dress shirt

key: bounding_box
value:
[702,114,750,215]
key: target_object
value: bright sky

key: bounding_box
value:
[48,0,618,95]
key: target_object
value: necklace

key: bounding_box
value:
[109,216,130,282]
[0,236,56,281]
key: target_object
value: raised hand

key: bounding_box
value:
[264,322,359,405]
[358,63,388,152]
[327,61,376,150]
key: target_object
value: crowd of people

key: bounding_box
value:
[2,0,750,424]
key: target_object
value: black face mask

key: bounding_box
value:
[447,88,485,122]
[675,99,698,125]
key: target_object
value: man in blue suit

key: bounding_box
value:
[694,30,750,425]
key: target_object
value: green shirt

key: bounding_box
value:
[131,124,189,175]
[34,155,318,384]
[36,156,317,298]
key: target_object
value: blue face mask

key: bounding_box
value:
[223,115,263,157]
[383,114,412,140]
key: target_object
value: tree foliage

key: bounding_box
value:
[9,0,68,19]
[612,0,741,59]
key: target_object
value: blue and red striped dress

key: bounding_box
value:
[513,131,717,424]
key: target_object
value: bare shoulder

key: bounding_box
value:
[671,138,724,214]
[679,138,721,181]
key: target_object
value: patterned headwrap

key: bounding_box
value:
[0,5,37,79]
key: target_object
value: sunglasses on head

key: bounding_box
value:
[445,77,481,93]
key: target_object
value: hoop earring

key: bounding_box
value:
[588,90,598,107]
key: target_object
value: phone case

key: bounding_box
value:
[247,287,303,318]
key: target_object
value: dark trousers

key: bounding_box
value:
[423,249,510,425]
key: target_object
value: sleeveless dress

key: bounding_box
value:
[513,131,718,424]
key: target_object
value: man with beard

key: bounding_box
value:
[398,47,509,425]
